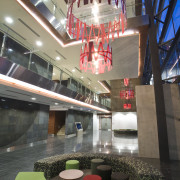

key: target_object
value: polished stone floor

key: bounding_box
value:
[0,130,180,180]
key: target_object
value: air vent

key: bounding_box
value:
[75,67,82,73]
[6,90,31,97]
[56,50,66,60]
[65,68,72,74]
[18,18,40,37]
[3,24,26,40]
[44,53,54,60]
[0,93,16,98]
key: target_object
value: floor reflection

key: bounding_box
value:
[0,130,179,180]
[92,130,138,156]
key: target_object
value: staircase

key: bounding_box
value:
[57,125,65,136]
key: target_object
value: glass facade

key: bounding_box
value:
[143,0,180,84]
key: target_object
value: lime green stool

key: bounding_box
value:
[15,172,45,180]
[66,160,80,170]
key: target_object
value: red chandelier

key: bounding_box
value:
[66,0,127,44]
[80,41,112,74]
[123,104,131,109]
[120,90,134,100]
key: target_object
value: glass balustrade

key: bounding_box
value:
[0,28,110,108]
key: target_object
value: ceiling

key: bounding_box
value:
[0,83,101,113]
[0,0,139,95]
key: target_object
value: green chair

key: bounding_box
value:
[66,160,80,170]
[15,172,46,180]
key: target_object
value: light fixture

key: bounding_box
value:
[80,41,112,74]
[81,76,84,79]
[31,97,36,100]
[0,74,110,113]
[8,48,13,52]
[67,0,127,44]
[72,69,75,72]
[55,102,59,105]
[5,17,13,24]
[70,106,74,108]
[56,56,60,60]
[1,99,6,102]
[53,73,56,76]
[61,19,65,25]
[36,41,43,46]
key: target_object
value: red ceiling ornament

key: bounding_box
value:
[75,0,126,9]
[80,41,112,74]
[66,0,127,44]
[124,78,129,86]
[123,104,131,109]
[120,90,134,99]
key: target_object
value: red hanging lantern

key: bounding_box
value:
[66,0,127,45]
[123,104,131,109]
[124,78,129,86]
[120,90,134,99]
[80,41,112,74]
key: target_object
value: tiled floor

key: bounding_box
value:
[0,130,180,180]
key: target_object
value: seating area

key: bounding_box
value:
[34,153,165,180]
[113,129,138,135]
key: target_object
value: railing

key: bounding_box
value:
[0,24,111,108]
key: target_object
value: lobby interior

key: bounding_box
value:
[0,0,180,180]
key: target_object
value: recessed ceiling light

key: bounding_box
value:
[36,41,43,46]
[56,56,60,60]
[8,48,13,52]
[53,73,56,76]
[31,97,36,100]
[88,82,91,85]
[61,19,65,25]
[81,76,84,79]
[70,106,74,108]
[55,102,59,105]
[5,17,13,24]
[1,99,6,102]
[72,69,75,72]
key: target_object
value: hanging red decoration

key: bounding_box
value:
[80,41,112,74]
[123,104,131,109]
[75,0,125,8]
[66,0,127,44]
[124,78,129,86]
[120,90,134,99]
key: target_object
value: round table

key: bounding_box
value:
[59,169,84,180]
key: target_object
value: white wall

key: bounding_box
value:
[93,112,99,130]
[112,112,137,130]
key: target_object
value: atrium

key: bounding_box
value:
[0,0,179,180]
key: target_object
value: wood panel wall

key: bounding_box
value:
[48,111,66,134]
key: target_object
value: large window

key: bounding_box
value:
[156,0,169,42]
[164,0,180,42]
[30,54,49,78]
[4,37,30,69]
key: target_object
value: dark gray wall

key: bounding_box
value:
[0,97,49,147]
[65,109,93,135]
